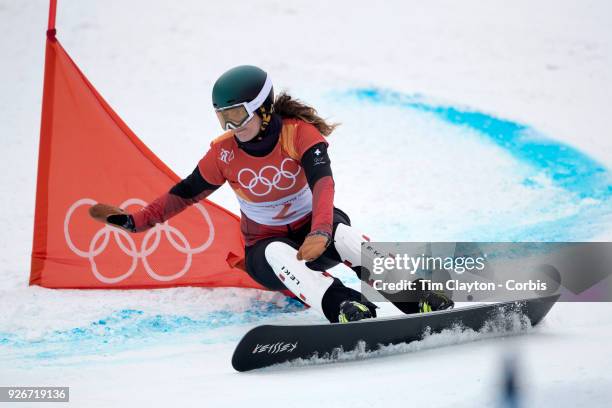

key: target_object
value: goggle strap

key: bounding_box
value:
[246,74,273,113]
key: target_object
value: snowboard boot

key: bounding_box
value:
[418,289,454,313]
[338,300,376,323]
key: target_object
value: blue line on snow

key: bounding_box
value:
[339,88,612,241]
[0,299,305,363]
[345,88,612,200]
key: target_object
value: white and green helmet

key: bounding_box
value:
[212,65,274,130]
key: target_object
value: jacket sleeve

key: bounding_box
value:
[301,142,334,236]
[131,165,222,232]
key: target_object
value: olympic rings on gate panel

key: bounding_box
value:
[64,198,215,284]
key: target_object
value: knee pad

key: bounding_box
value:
[264,241,334,315]
[334,223,370,267]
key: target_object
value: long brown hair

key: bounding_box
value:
[272,92,339,136]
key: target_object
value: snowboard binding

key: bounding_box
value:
[418,290,454,313]
[338,300,376,323]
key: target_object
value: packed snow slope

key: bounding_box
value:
[1,1,612,407]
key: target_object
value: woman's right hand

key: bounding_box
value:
[89,203,136,233]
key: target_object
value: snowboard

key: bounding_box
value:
[231,294,559,372]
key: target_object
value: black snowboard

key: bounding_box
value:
[231,294,559,372]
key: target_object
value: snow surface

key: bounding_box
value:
[1,0,612,406]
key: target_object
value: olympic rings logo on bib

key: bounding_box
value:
[64,198,215,284]
[237,158,302,197]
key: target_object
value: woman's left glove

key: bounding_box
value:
[296,231,332,262]
[89,203,136,233]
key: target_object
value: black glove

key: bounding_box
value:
[107,213,136,232]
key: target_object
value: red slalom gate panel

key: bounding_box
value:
[30,4,262,290]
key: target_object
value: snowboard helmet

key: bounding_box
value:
[212,65,274,131]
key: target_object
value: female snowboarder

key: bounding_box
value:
[89,65,453,323]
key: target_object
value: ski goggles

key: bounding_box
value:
[214,74,273,131]
[215,103,254,130]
